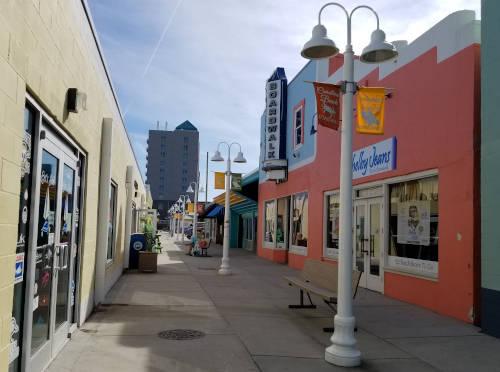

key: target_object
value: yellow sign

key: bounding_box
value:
[214,171,225,190]
[356,87,386,134]
[187,202,194,213]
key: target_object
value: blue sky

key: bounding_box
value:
[86,0,480,200]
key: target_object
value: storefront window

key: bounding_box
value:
[388,176,439,277]
[264,200,275,243]
[291,192,308,250]
[107,183,117,261]
[276,198,287,245]
[325,193,340,256]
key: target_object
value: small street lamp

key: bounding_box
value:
[186,181,205,243]
[211,142,246,275]
[177,194,191,243]
[301,2,398,367]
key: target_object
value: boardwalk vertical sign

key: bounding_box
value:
[262,68,288,181]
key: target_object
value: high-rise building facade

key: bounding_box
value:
[146,121,199,218]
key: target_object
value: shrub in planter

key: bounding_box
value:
[138,219,158,273]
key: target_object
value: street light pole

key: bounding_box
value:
[211,142,247,275]
[301,3,398,367]
[187,181,204,244]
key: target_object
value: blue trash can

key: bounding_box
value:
[129,233,146,269]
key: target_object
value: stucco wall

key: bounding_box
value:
[0,0,145,368]
[258,11,480,322]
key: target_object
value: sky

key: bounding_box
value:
[86,0,480,201]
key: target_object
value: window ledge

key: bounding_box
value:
[384,268,438,282]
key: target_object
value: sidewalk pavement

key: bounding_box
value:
[47,233,500,372]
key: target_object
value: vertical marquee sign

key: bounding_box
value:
[262,67,288,181]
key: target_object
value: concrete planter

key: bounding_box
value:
[138,251,158,273]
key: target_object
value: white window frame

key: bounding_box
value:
[321,169,439,280]
[289,191,308,256]
[384,173,439,279]
[293,100,305,150]
[107,181,118,263]
[263,199,277,248]
[323,190,340,259]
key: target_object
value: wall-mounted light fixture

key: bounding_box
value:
[67,88,87,113]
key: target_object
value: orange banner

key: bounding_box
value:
[214,172,225,190]
[356,87,386,134]
[313,82,341,130]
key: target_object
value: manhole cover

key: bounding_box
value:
[158,329,205,340]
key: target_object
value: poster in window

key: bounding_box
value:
[397,201,430,246]
[329,204,339,241]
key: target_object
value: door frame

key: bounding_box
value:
[353,196,385,293]
[22,95,87,372]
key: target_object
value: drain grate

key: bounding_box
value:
[158,329,205,340]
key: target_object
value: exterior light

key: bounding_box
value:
[301,24,339,60]
[211,150,224,162]
[186,196,191,204]
[186,185,194,193]
[199,186,205,193]
[360,29,398,63]
[233,151,247,163]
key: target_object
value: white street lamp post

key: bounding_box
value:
[211,142,246,275]
[177,195,191,243]
[301,2,398,367]
[186,182,205,243]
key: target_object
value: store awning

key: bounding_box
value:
[213,191,257,215]
[206,205,224,218]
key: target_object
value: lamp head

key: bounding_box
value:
[199,186,205,193]
[211,150,224,162]
[301,24,339,60]
[186,184,194,193]
[186,196,192,204]
[360,29,398,64]
[233,151,247,163]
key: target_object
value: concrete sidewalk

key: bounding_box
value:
[47,233,500,372]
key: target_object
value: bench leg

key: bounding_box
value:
[322,300,357,333]
[289,290,317,309]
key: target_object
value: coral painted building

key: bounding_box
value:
[258,11,480,323]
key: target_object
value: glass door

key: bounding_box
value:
[29,126,78,372]
[353,198,383,292]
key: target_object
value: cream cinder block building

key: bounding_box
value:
[0,1,151,371]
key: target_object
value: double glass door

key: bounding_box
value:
[29,124,79,371]
[353,198,383,292]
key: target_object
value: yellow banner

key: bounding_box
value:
[214,171,225,190]
[356,87,386,135]
[187,202,194,213]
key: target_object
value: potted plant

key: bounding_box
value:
[138,216,158,273]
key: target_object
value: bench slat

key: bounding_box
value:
[285,276,337,302]
[286,259,362,303]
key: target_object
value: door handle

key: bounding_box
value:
[56,244,69,270]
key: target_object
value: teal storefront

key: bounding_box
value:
[481,0,500,338]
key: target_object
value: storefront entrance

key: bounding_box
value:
[353,197,383,292]
[27,122,81,372]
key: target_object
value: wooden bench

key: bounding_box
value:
[284,259,362,332]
